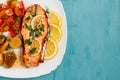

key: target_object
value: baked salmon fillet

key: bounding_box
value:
[21,4,48,67]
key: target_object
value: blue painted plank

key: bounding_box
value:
[0,0,120,80]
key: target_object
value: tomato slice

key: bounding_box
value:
[9,29,17,37]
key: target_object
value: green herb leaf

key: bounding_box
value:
[40,24,44,31]
[48,29,50,35]
[26,24,32,31]
[32,14,36,17]
[6,45,12,50]
[25,16,31,21]
[0,35,6,39]
[33,27,38,32]
[9,51,16,56]
[46,8,49,13]
[46,36,48,41]
[30,31,34,36]
[29,48,36,54]
[14,17,21,22]
[25,39,32,45]
[35,32,42,37]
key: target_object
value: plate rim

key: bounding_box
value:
[0,0,67,78]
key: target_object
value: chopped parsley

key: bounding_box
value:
[29,31,34,36]
[32,14,36,17]
[48,29,50,35]
[35,32,41,37]
[25,39,32,45]
[33,27,38,32]
[46,8,49,13]
[9,51,16,56]
[0,35,6,39]
[14,17,21,22]
[25,16,31,21]
[29,48,36,54]
[25,24,32,30]
[40,24,44,31]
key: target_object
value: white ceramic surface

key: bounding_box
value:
[0,0,67,78]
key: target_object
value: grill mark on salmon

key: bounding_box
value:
[21,4,48,67]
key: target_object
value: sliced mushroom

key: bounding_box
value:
[3,52,16,68]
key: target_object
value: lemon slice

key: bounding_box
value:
[49,24,62,42]
[49,10,62,28]
[31,15,45,29]
[31,38,41,56]
[44,38,58,60]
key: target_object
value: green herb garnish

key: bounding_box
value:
[14,17,21,22]
[48,29,50,35]
[25,39,32,45]
[6,45,12,50]
[32,14,36,17]
[9,51,16,56]
[33,27,38,32]
[25,16,31,21]
[0,35,6,39]
[35,32,41,37]
[46,8,49,13]
[40,24,44,31]
[29,31,34,36]
[25,24,32,31]
[29,48,36,54]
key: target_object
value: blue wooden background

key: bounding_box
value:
[0,0,120,80]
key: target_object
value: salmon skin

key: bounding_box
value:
[21,4,48,67]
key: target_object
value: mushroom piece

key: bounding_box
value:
[3,52,17,68]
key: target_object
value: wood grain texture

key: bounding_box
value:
[0,0,120,80]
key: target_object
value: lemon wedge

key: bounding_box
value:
[49,24,62,42]
[49,10,62,28]
[31,38,41,56]
[31,15,45,29]
[44,38,58,60]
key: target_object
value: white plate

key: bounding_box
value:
[0,0,67,78]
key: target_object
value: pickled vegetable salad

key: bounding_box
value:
[0,0,24,68]
[0,0,25,37]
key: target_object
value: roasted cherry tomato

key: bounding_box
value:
[4,16,15,25]
[9,28,17,37]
